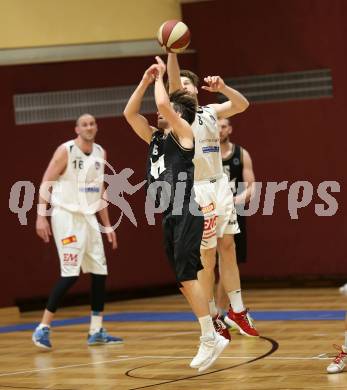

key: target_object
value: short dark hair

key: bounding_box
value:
[75,113,95,126]
[180,69,199,87]
[169,90,197,125]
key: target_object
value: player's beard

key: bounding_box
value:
[81,132,96,143]
[219,134,229,144]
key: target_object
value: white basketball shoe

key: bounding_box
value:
[190,332,229,372]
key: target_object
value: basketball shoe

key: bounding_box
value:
[224,307,259,337]
[87,328,123,345]
[327,345,347,374]
[213,314,231,341]
[32,326,52,350]
[190,332,229,372]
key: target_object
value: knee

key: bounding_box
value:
[218,235,235,253]
[200,248,216,271]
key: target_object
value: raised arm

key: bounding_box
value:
[167,53,183,94]
[154,57,193,147]
[36,145,67,242]
[202,76,249,119]
[234,148,255,205]
[123,66,157,144]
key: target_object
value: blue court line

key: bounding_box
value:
[0,310,345,334]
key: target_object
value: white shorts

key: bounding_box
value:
[194,174,240,249]
[51,207,107,277]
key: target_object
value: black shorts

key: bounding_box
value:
[235,215,247,263]
[162,203,204,284]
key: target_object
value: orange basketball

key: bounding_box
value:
[157,20,191,53]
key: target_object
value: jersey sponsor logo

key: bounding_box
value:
[79,187,100,193]
[233,158,240,166]
[201,202,215,214]
[203,230,217,239]
[63,253,78,265]
[61,235,77,245]
[203,215,217,234]
[199,138,219,144]
[202,146,220,153]
[150,155,166,179]
[95,161,101,170]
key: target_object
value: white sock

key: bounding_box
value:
[90,314,103,334]
[208,299,218,317]
[38,323,50,329]
[344,331,347,347]
[227,289,245,313]
[198,315,215,337]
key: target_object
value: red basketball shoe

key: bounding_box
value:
[224,307,259,337]
[327,345,347,374]
[213,314,231,341]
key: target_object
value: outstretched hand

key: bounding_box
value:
[142,57,166,84]
[201,76,226,92]
[155,56,166,77]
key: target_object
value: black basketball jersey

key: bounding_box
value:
[146,130,195,212]
[222,144,243,196]
[223,143,248,262]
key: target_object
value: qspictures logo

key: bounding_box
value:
[8,158,341,232]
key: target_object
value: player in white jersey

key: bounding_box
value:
[32,113,123,350]
[168,54,259,338]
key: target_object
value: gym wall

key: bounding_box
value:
[1,0,346,308]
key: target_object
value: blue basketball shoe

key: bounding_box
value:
[87,328,123,346]
[32,326,52,350]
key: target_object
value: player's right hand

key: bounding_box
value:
[201,76,226,92]
[36,216,52,243]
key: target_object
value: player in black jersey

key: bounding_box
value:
[215,118,256,331]
[124,56,229,372]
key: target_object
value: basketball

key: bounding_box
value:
[157,20,191,53]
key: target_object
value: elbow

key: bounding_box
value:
[123,108,132,122]
[123,108,129,119]
[156,100,168,113]
[239,99,250,113]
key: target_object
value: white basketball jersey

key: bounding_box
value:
[51,140,105,214]
[192,105,223,181]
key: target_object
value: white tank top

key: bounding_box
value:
[51,140,105,214]
[192,105,223,181]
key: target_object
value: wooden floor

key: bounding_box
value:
[1,288,347,389]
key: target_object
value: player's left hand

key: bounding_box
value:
[201,76,226,92]
[107,231,118,250]
[155,56,166,77]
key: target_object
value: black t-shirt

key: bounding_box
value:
[222,144,243,196]
[146,130,195,213]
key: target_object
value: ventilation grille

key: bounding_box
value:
[14,85,156,125]
[14,69,333,125]
[220,69,332,103]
